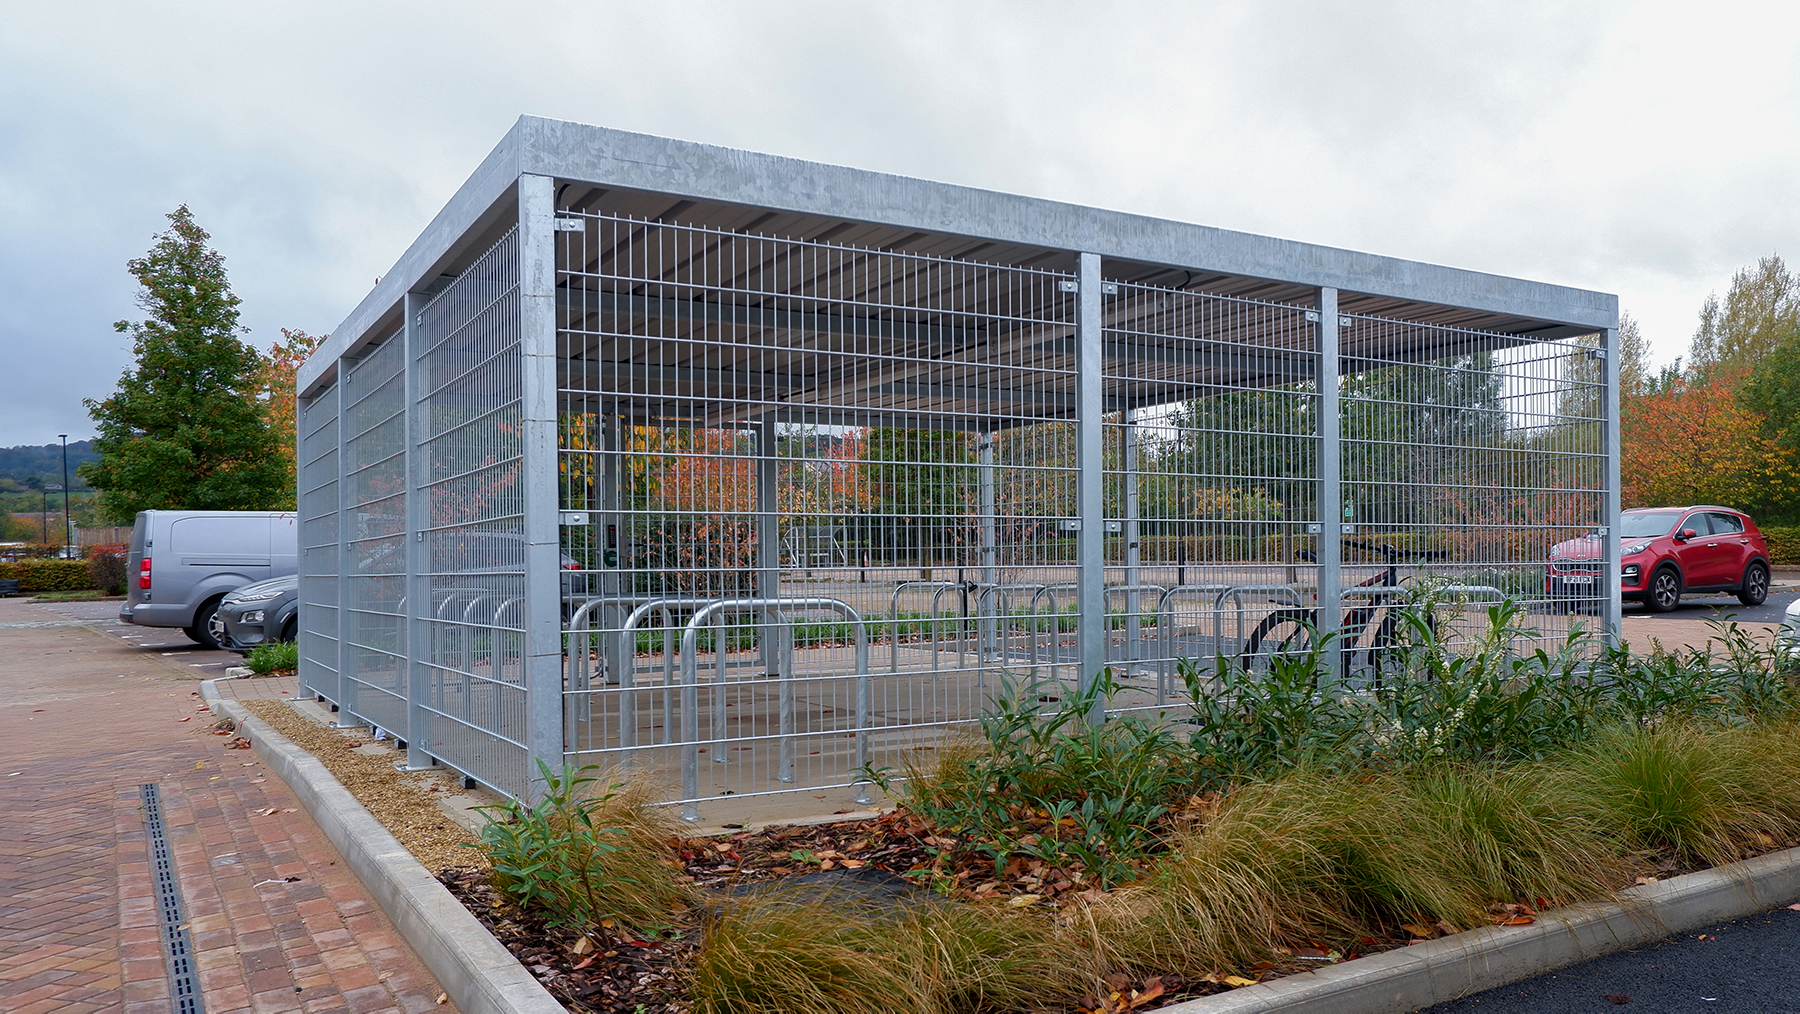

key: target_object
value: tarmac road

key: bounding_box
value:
[1625,589,1797,626]
[33,598,243,676]
[1419,902,1800,1013]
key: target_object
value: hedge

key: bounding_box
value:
[0,559,97,592]
[1759,526,1800,566]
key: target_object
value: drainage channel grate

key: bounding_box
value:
[141,782,206,1014]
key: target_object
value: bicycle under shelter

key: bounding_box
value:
[294,116,1620,813]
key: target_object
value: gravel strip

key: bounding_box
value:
[238,699,486,873]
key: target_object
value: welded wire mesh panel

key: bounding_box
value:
[415,227,530,796]
[1100,283,1318,712]
[1338,314,1605,657]
[555,210,1082,813]
[341,335,408,734]
[297,385,339,698]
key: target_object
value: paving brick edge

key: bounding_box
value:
[1159,843,1800,1013]
[202,681,565,1014]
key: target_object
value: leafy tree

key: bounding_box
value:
[1617,312,1651,397]
[254,327,325,510]
[1687,255,1799,380]
[81,206,285,523]
[1623,370,1800,515]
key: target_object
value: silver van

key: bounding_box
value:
[119,511,298,649]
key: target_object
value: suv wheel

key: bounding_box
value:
[1739,561,1771,607]
[188,596,228,650]
[1646,567,1681,613]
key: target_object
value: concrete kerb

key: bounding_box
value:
[1159,844,1800,1014]
[199,678,1800,1014]
[200,680,564,1014]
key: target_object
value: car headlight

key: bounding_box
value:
[1623,541,1652,556]
[240,610,265,623]
[230,587,284,604]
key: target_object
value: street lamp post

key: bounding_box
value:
[59,435,71,557]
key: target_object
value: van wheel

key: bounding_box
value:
[187,596,227,650]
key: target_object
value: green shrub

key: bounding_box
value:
[86,543,127,596]
[868,669,1196,886]
[1758,525,1800,565]
[0,559,95,592]
[469,761,687,935]
[244,640,299,674]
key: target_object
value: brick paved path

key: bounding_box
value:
[0,597,456,1014]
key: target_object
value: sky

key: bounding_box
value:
[2,0,1797,446]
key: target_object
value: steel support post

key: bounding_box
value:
[1316,288,1343,686]
[1123,410,1140,662]
[755,418,779,672]
[978,433,998,659]
[333,365,357,725]
[519,174,565,786]
[1076,253,1107,712]
[401,291,433,770]
[1601,326,1623,645]
[600,411,629,731]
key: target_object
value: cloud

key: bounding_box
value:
[1,0,1797,442]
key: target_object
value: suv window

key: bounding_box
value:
[1708,512,1745,535]
[1679,513,1711,537]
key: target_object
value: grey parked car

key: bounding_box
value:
[215,573,299,653]
[120,510,298,649]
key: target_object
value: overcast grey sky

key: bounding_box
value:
[2,0,1796,446]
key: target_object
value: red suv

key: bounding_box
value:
[1546,506,1770,612]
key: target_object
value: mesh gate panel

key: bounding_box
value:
[297,384,339,697]
[414,227,531,796]
[555,212,1083,811]
[342,335,409,734]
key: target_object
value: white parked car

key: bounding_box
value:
[1782,597,1800,649]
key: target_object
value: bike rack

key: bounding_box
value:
[676,597,870,822]
[1102,584,1168,666]
[565,596,717,754]
[1214,584,1307,651]
[887,581,958,675]
[1025,583,1080,676]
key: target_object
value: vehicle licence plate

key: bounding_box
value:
[1560,576,1594,585]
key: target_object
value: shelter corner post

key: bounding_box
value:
[519,172,564,786]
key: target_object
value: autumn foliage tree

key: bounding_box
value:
[1622,368,1800,515]
[255,327,325,510]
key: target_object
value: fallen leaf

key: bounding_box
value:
[1221,975,1258,987]
[257,807,278,816]
[1787,903,1800,911]
[435,992,448,1005]
[1635,875,1659,885]
[178,717,192,722]
[571,936,594,956]
[1007,894,1043,908]
[1129,980,1166,1007]
[1501,915,1536,926]
[1401,923,1437,939]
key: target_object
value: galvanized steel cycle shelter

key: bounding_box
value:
[296,116,1620,811]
